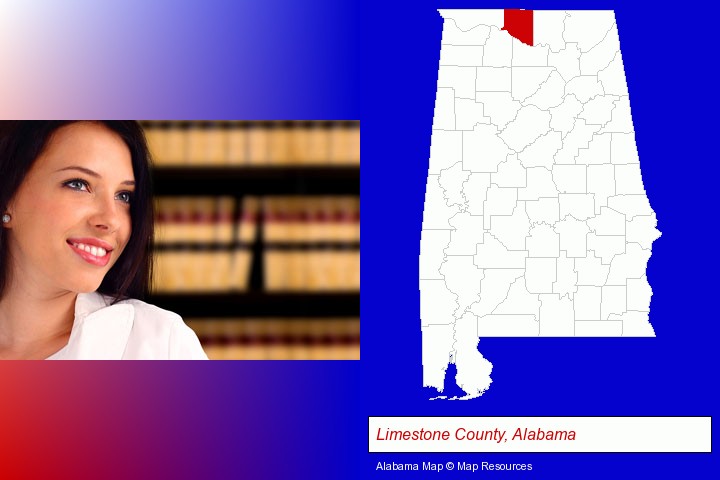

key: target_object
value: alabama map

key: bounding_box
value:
[420,9,661,399]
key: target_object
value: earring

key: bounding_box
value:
[2,214,10,224]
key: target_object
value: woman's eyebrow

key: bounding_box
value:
[55,165,135,186]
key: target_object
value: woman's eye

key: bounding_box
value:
[116,191,133,204]
[64,179,89,191]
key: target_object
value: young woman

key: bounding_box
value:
[0,121,207,359]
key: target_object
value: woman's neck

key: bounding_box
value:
[0,284,77,360]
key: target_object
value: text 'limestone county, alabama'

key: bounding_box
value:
[376,427,576,443]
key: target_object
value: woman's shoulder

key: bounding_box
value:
[115,296,183,324]
[83,293,208,359]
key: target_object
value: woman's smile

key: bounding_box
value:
[67,237,115,267]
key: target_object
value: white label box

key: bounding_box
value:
[369,416,711,453]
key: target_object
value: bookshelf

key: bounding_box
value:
[142,121,360,359]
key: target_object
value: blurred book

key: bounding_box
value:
[186,318,360,360]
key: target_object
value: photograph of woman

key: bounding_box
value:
[0,121,208,359]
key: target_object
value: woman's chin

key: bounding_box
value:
[66,279,103,294]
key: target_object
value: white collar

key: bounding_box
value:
[50,292,135,360]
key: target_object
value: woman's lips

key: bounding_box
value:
[67,240,112,267]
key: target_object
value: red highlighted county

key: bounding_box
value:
[501,9,533,46]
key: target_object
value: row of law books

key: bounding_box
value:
[152,196,360,292]
[142,121,360,166]
[186,318,360,360]
[153,250,359,292]
[155,196,360,244]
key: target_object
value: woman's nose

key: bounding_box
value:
[89,194,122,232]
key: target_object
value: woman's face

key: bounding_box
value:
[4,122,134,295]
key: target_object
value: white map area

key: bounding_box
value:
[420,10,661,400]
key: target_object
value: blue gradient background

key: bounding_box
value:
[0,0,718,479]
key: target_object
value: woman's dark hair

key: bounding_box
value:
[0,121,154,302]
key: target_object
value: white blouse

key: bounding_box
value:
[47,292,208,360]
